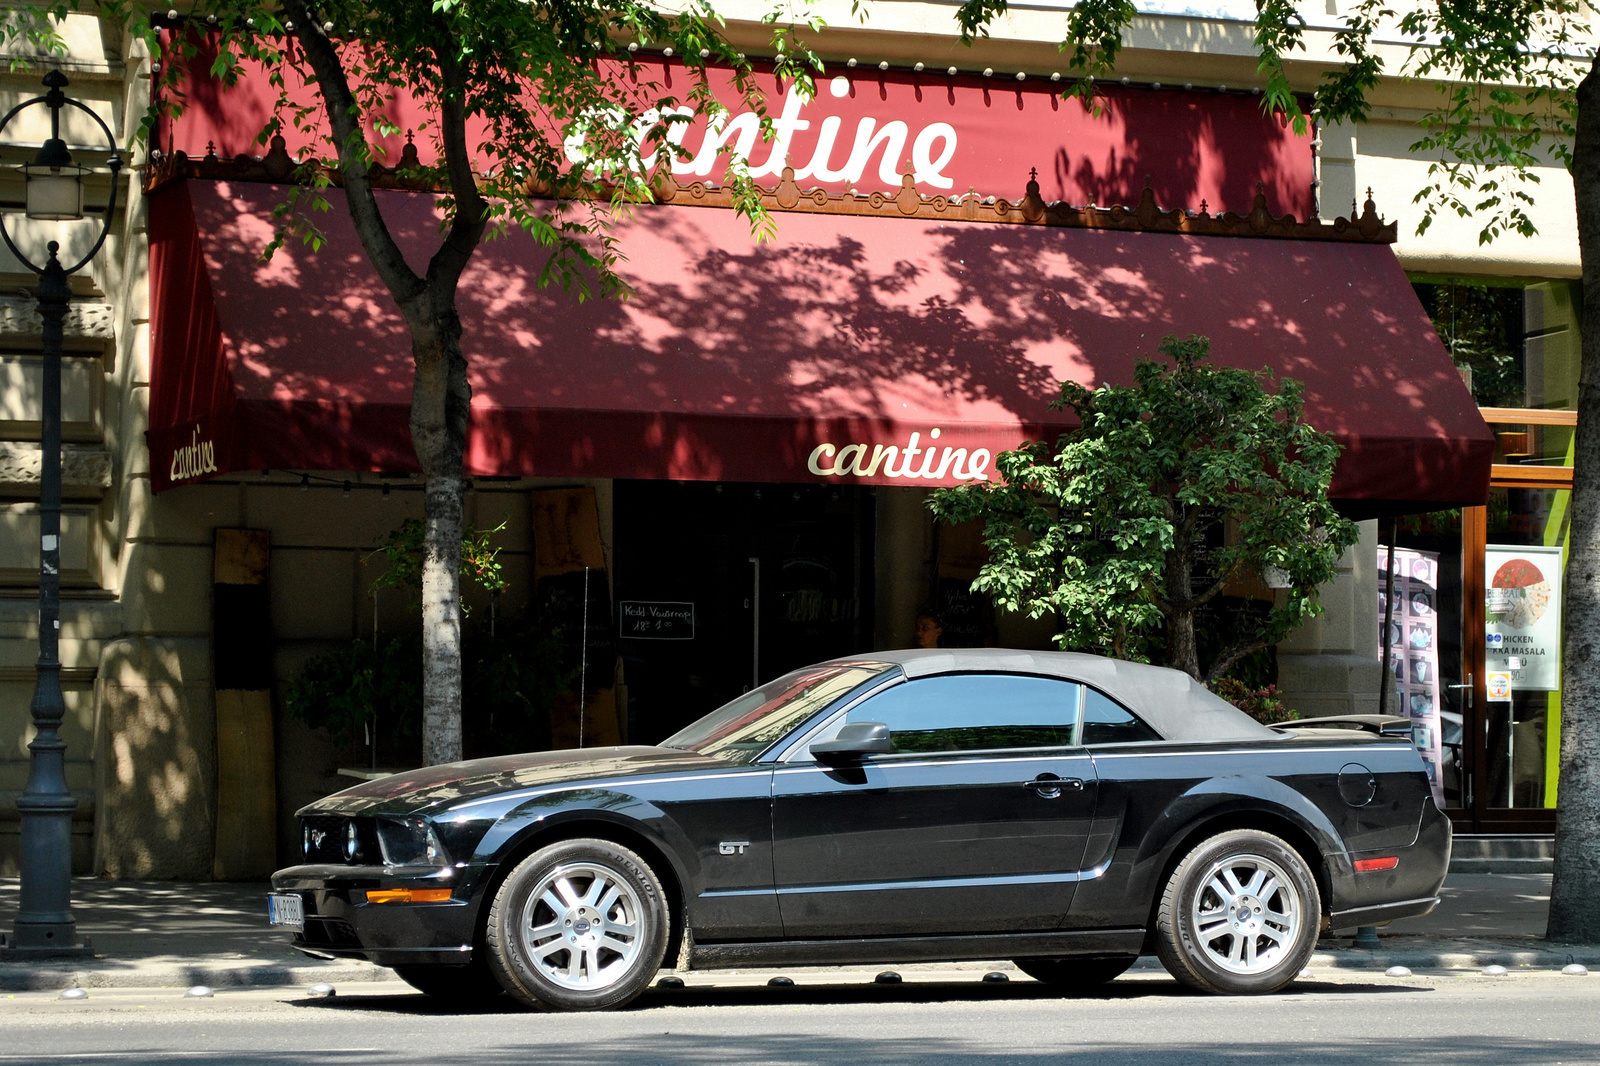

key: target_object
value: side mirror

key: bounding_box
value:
[810,721,891,762]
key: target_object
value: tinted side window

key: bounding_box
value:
[1081,688,1162,745]
[845,674,1078,754]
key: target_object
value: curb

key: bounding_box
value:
[4,943,1597,992]
[0,960,395,992]
[1307,948,1600,971]
[1121,946,1600,974]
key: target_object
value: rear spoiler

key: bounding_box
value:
[1276,715,1414,739]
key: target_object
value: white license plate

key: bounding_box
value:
[267,892,305,931]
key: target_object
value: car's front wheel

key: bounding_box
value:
[1013,955,1136,993]
[485,838,669,1011]
[1154,828,1320,994]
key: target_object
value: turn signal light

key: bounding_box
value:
[1353,857,1399,872]
[364,888,453,904]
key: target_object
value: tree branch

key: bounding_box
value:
[1205,636,1270,684]
[280,0,424,306]
[1178,501,1202,538]
[1184,557,1244,612]
[426,36,490,296]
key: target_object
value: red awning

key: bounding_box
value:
[147,179,1491,514]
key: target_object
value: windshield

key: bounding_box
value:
[662,662,894,764]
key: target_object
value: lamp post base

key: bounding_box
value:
[0,932,95,958]
[1352,924,1382,948]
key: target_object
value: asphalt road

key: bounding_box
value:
[0,969,1596,1065]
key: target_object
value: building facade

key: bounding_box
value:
[0,2,1575,879]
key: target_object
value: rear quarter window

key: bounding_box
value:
[1082,688,1162,745]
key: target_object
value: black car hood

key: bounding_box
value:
[300,746,733,816]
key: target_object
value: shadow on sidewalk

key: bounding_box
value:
[126,1034,1586,1066]
[292,974,1430,1016]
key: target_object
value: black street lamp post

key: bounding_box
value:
[0,70,120,955]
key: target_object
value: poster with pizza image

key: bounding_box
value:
[1485,544,1563,692]
[1378,547,1445,805]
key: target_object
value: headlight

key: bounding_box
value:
[374,817,449,867]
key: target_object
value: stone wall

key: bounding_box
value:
[1277,520,1384,719]
[0,17,141,875]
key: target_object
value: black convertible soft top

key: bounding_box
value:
[844,648,1277,744]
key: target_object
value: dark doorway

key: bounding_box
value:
[614,481,876,744]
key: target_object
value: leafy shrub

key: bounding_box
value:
[285,618,574,764]
[284,634,424,755]
[1210,678,1300,725]
[929,335,1358,682]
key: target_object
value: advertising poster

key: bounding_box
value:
[1378,548,1445,805]
[1485,544,1563,693]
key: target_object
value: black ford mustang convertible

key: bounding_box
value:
[269,649,1450,1007]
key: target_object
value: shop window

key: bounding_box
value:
[1387,491,1568,824]
[1411,278,1581,416]
[1382,511,1466,809]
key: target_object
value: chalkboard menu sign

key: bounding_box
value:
[936,577,993,648]
[619,601,695,640]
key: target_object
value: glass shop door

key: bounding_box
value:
[1387,484,1566,832]
[1465,480,1567,832]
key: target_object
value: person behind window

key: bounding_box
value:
[913,609,943,649]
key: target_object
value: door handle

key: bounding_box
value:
[1023,775,1084,798]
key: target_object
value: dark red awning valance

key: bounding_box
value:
[147,179,1491,515]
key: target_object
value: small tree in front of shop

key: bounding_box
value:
[928,335,1358,683]
[5,0,827,766]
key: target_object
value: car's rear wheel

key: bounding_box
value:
[1154,828,1320,995]
[392,959,504,1004]
[485,838,669,1011]
[1012,955,1137,992]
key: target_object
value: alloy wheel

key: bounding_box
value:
[518,861,646,992]
[1188,852,1301,975]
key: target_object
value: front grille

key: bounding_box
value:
[301,815,381,865]
[298,916,362,949]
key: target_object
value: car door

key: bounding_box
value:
[1064,686,1180,929]
[770,673,1098,938]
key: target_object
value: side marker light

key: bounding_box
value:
[1353,857,1399,873]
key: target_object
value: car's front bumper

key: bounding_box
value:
[270,863,491,966]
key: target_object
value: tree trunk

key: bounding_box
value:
[279,3,489,767]
[1166,531,1200,679]
[408,298,473,766]
[1167,609,1199,680]
[1548,54,1600,943]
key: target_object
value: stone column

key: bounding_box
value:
[1276,519,1383,718]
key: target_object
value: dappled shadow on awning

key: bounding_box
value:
[146,180,1490,514]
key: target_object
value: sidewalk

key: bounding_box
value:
[0,872,1593,991]
[1305,871,1597,973]
[0,880,387,991]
